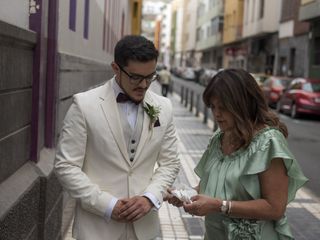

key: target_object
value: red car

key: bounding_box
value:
[262,76,292,108]
[277,78,320,118]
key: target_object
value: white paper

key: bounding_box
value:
[171,185,197,203]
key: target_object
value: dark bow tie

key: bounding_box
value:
[116,92,139,105]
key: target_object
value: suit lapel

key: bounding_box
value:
[134,91,153,162]
[99,80,130,163]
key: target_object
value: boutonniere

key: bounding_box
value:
[143,102,161,130]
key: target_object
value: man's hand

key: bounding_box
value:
[111,199,130,222]
[118,196,153,222]
[164,188,184,207]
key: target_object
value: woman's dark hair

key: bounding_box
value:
[114,35,159,67]
[203,69,288,147]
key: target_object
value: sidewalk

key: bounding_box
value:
[63,82,320,240]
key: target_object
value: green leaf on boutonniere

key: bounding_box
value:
[143,102,161,130]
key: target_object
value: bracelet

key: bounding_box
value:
[227,200,232,215]
[220,200,229,214]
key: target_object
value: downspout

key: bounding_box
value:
[45,0,59,148]
[29,0,43,162]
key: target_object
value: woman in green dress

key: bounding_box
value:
[166,69,308,240]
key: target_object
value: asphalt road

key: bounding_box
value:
[279,113,320,198]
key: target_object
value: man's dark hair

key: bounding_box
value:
[114,35,158,67]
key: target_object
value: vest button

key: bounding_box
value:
[131,140,136,144]
[130,157,134,162]
[131,149,135,153]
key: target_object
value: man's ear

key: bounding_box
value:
[111,62,120,76]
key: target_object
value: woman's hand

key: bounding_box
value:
[163,188,184,207]
[183,195,221,216]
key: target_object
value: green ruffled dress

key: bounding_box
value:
[194,127,308,240]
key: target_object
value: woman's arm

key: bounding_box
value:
[230,157,289,220]
[184,158,289,221]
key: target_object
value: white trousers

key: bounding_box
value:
[118,223,160,240]
[119,224,138,240]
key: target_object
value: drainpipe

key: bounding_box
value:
[45,0,59,148]
[29,0,43,162]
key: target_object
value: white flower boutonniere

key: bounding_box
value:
[143,102,161,130]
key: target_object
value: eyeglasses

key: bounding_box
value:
[117,64,159,85]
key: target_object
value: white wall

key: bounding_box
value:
[175,6,184,53]
[184,0,198,51]
[196,0,223,49]
[58,0,130,63]
[263,0,281,32]
[243,0,281,37]
[279,20,294,39]
[0,0,29,29]
[142,1,164,15]
[160,3,172,67]
[162,4,172,49]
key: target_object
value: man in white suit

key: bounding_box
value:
[54,35,181,240]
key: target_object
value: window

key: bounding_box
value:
[196,28,203,41]
[289,48,295,75]
[219,16,224,32]
[133,2,138,18]
[197,3,205,17]
[259,0,264,19]
[84,0,89,39]
[69,0,77,31]
[209,0,215,8]
[251,0,256,22]
[209,17,223,36]
[202,51,211,63]
[303,83,320,92]
[196,28,200,41]
[290,81,302,90]
[244,1,248,24]
[313,36,320,65]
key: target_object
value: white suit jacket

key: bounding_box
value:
[54,79,180,240]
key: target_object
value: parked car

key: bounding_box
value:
[261,76,292,108]
[171,66,184,78]
[277,78,320,118]
[199,68,217,86]
[251,73,268,87]
[181,67,196,81]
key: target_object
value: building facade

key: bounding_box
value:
[243,0,282,74]
[278,0,310,77]
[181,0,198,67]
[195,0,224,69]
[299,0,320,78]
[141,0,165,43]
[170,0,185,67]
[159,3,172,67]
[152,0,315,78]
[222,0,245,68]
